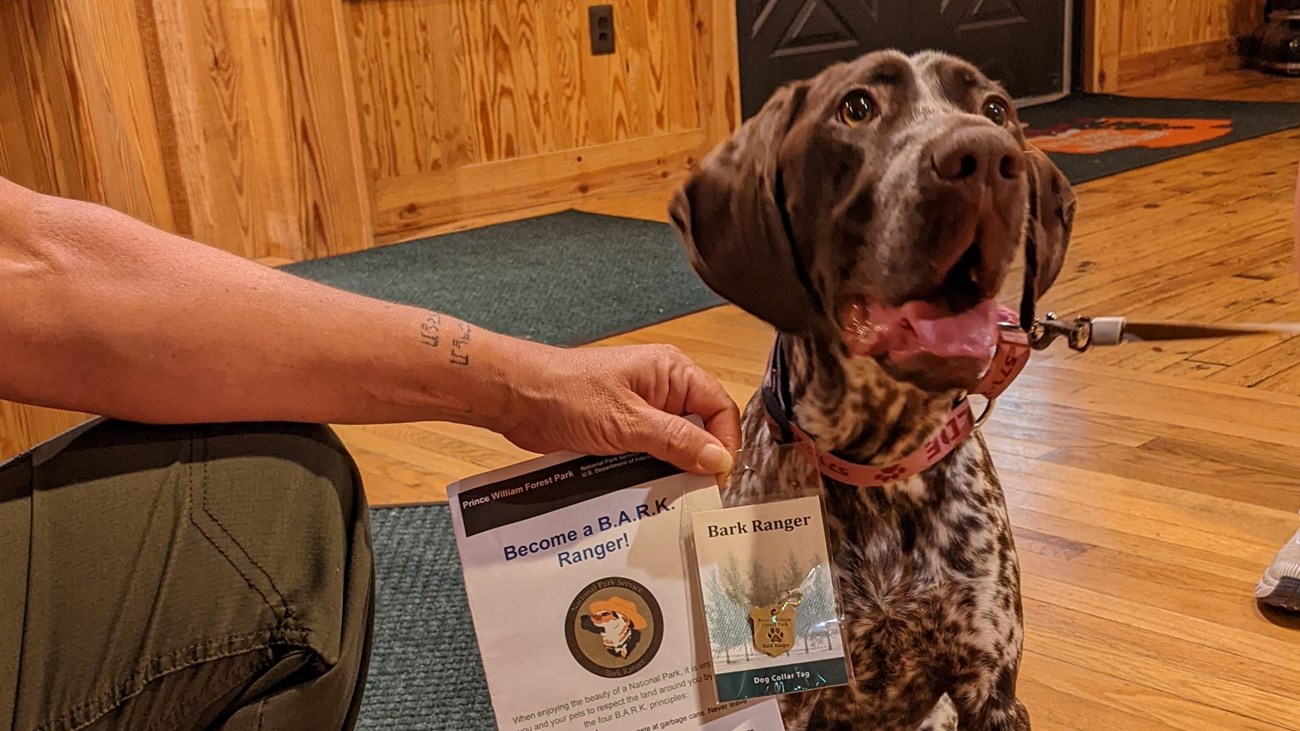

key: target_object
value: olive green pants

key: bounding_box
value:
[0,419,375,730]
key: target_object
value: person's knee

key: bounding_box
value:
[12,420,375,731]
[197,422,367,534]
[278,423,367,526]
[190,422,373,645]
[191,422,375,726]
[196,423,376,726]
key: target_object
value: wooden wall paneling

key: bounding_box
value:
[0,1,95,200]
[372,128,706,238]
[347,0,590,177]
[347,0,734,242]
[1119,0,1258,56]
[0,18,45,190]
[664,0,708,137]
[545,0,586,155]
[0,9,53,193]
[0,0,179,229]
[0,0,370,261]
[1115,38,1243,89]
[346,1,467,181]
[1117,0,1148,56]
[449,2,501,162]
[277,0,374,258]
[693,0,741,145]
[1084,0,1122,93]
[519,2,562,152]
[1086,0,1261,93]
[586,0,628,144]
[143,0,247,256]
[141,0,372,261]
[59,0,177,231]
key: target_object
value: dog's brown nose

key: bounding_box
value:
[923,125,1028,308]
[931,126,1023,188]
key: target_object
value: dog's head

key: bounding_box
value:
[669,50,1075,393]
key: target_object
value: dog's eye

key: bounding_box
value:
[982,98,1009,126]
[838,91,877,126]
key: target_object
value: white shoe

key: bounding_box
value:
[1256,525,1300,614]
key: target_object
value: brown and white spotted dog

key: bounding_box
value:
[667,50,1076,730]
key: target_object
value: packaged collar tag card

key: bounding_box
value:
[689,495,851,702]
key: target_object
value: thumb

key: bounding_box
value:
[629,406,735,477]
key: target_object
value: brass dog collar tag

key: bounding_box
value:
[749,590,802,657]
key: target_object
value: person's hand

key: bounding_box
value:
[497,343,741,477]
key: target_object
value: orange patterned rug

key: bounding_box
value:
[1018,94,1300,183]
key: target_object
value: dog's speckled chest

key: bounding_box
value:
[726,391,1025,730]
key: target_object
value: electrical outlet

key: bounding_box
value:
[589,5,614,55]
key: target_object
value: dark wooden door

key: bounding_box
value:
[737,0,1069,119]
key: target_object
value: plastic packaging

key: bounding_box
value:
[679,445,854,703]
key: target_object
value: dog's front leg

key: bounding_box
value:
[951,685,1030,731]
[963,699,1030,731]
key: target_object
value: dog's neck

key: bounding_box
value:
[780,333,961,467]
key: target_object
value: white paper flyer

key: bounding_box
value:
[447,447,785,731]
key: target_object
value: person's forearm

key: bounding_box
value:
[0,179,539,429]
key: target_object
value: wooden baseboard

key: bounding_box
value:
[1117,38,1244,91]
[372,130,707,244]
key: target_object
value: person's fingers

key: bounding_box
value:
[625,345,742,456]
[703,403,740,487]
[677,362,743,457]
[625,405,734,476]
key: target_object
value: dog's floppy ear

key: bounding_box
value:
[668,83,822,335]
[1019,144,1076,326]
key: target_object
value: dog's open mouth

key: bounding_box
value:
[839,296,1001,391]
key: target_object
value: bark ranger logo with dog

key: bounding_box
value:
[564,577,664,678]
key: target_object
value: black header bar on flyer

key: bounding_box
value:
[456,451,682,537]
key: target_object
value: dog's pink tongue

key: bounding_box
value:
[842,298,1000,361]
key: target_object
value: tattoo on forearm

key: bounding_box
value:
[420,313,442,348]
[450,321,472,366]
[419,312,471,366]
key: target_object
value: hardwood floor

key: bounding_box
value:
[331,70,1300,729]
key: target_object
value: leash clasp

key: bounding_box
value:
[1030,313,1129,351]
[1030,313,1094,352]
